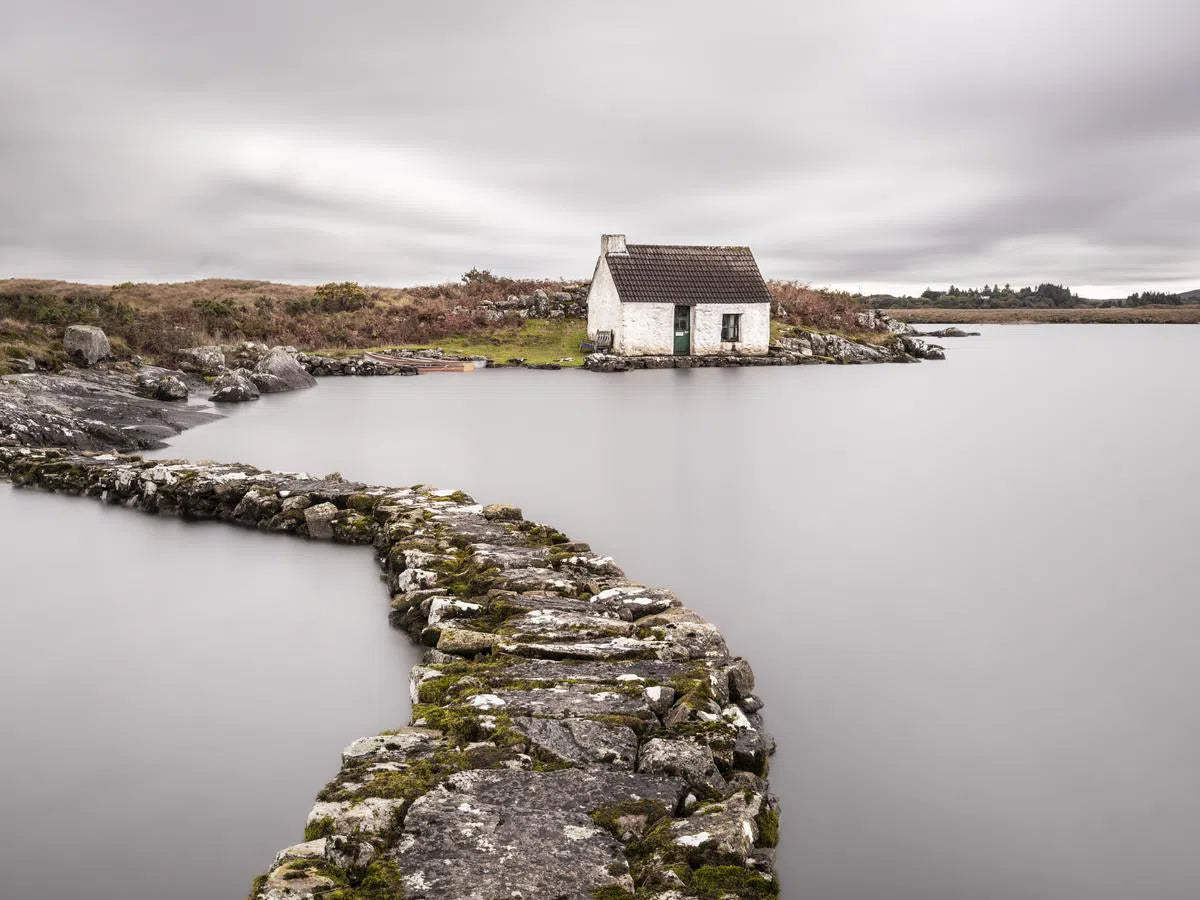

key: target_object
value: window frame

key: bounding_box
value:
[721,312,742,343]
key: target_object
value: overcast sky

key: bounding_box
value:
[2,0,1197,297]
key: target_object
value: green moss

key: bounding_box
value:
[590,797,673,835]
[409,704,524,750]
[755,806,779,848]
[346,493,379,511]
[319,747,472,803]
[518,521,572,546]
[278,858,350,885]
[433,549,501,598]
[245,873,268,899]
[304,816,336,841]
[633,624,667,641]
[470,596,524,632]
[591,887,635,899]
[430,490,472,503]
[415,673,483,705]
[325,858,407,899]
[691,865,779,898]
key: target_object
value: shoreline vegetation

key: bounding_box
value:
[890,306,1200,324]
[5,271,1193,377]
[0,446,781,899]
[0,275,884,375]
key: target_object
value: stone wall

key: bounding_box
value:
[584,330,945,371]
[472,283,589,322]
[0,447,780,899]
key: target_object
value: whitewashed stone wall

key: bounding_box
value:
[692,303,770,355]
[619,302,676,355]
[585,257,622,347]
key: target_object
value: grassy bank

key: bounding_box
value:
[891,306,1200,324]
[320,319,589,367]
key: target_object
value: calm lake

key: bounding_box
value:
[4,324,1200,899]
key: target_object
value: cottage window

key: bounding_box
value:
[721,313,742,342]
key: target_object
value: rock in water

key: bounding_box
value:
[209,369,260,403]
[253,347,317,392]
[62,325,111,367]
[174,346,226,376]
[134,371,189,402]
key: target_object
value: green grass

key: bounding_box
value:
[319,319,587,367]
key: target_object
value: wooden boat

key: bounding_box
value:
[364,351,486,373]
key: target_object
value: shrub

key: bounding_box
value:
[315,282,369,312]
[768,281,862,331]
[191,298,239,319]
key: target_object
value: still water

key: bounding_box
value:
[4,325,1200,898]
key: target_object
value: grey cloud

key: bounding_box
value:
[1,0,1198,295]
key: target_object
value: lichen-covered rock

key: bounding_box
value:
[209,369,259,403]
[392,768,684,899]
[62,324,111,366]
[669,790,763,862]
[0,372,217,450]
[134,370,189,402]
[295,352,419,377]
[638,737,727,796]
[174,345,226,376]
[513,716,638,768]
[254,346,318,392]
[482,502,522,521]
[435,626,497,655]
[340,728,442,766]
[306,796,406,837]
[303,502,338,539]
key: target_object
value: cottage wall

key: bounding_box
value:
[585,257,622,347]
[619,302,676,355]
[691,303,771,355]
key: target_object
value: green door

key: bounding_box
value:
[673,305,691,355]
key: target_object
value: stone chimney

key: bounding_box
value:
[601,234,628,255]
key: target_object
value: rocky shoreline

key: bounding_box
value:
[0,447,779,899]
[585,331,943,372]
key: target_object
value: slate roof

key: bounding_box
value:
[605,244,772,305]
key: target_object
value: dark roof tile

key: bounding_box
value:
[606,244,771,305]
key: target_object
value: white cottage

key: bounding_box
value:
[585,234,772,357]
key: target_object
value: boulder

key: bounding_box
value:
[305,797,406,838]
[209,369,260,403]
[134,371,189,402]
[62,325,111,366]
[637,737,727,795]
[249,372,290,393]
[253,346,317,391]
[174,346,226,376]
[482,503,522,522]
[303,502,338,539]
[668,790,763,862]
[436,626,497,655]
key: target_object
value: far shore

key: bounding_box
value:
[889,306,1200,324]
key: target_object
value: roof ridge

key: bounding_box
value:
[623,243,753,251]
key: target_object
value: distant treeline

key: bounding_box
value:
[870,284,1199,309]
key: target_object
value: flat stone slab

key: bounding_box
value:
[513,716,639,768]
[392,768,685,899]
